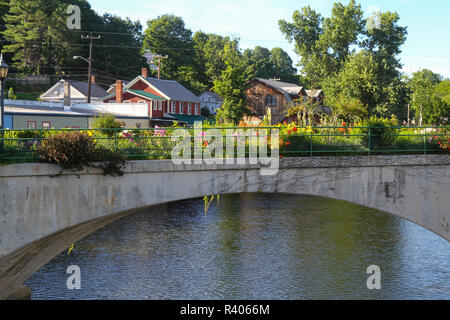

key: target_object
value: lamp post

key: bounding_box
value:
[0,53,9,152]
[73,55,91,103]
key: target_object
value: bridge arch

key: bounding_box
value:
[0,155,449,298]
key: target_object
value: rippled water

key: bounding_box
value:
[26,194,450,300]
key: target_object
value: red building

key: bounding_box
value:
[104,68,203,125]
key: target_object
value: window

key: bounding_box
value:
[188,103,192,115]
[27,121,36,129]
[196,104,199,115]
[171,101,175,113]
[136,123,141,128]
[153,101,157,110]
[124,100,131,104]
[138,100,146,104]
[158,101,162,111]
[265,95,277,107]
[42,121,51,129]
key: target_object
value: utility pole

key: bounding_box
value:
[155,55,168,79]
[407,104,410,127]
[81,33,100,103]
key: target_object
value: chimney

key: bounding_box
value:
[63,81,71,108]
[141,67,148,78]
[91,75,96,83]
[116,80,123,103]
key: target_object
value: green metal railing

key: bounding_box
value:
[0,126,448,163]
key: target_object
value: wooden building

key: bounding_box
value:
[244,78,307,124]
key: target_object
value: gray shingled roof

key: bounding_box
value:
[69,80,108,98]
[254,78,304,95]
[200,91,223,101]
[145,77,201,103]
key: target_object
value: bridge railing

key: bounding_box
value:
[0,126,448,163]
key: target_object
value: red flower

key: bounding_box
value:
[285,142,291,146]
[279,155,284,159]
[204,141,208,147]
[287,130,291,135]
[292,127,298,132]
[283,121,288,125]
[342,122,347,126]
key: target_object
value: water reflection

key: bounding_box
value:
[26,193,450,300]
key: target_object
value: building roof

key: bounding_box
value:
[126,89,166,100]
[145,77,202,103]
[200,91,223,101]
[4,106,88,116]
[40,79,108,100]
[253,78,304,95]
[305,89,324,98]
[68,80,108,98]
[107,81,130,93]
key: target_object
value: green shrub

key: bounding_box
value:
[91,114,125,137]
[38,131,97,171]
[37,131,126,175]
[353,116,398,150]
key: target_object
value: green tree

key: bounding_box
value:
[279,0,364,86]
[192,31,241,91]
[279,0,408,118]
[407,69,443,125]
[143,15,194,84]
[322,51,381,116]
[270,47,298,83]
[213,60,250,124]
[434,80,450,105]
[0,0,11,53]
[243,46,297,83]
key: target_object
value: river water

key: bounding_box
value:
[25,193,450,300]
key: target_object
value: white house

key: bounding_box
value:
[40,78,108,105]
[199,91,223,114]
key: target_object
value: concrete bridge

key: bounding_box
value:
[0,155,449,299]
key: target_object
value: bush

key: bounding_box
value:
[38,131,97,171]
[37,131,126,175]
[353,116,398,150]
[91,114,125,137]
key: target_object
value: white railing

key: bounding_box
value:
[4,99,64,108]
[73,103,149,117]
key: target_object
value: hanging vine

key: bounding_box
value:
[203,194,221,216]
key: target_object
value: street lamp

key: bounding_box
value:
[0,53,9,152]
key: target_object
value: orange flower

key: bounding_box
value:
[204,141,208,147]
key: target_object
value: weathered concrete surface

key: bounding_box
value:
[0,155,449,299]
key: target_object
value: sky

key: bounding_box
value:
[88,0,450,78]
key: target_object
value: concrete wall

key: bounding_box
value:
[0,155,449,298]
